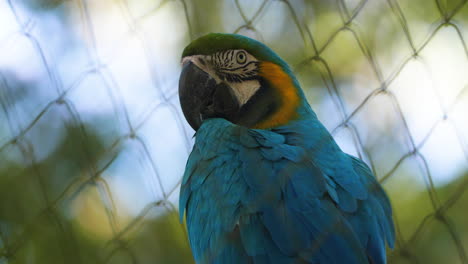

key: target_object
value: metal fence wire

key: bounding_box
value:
[0,0,467,263]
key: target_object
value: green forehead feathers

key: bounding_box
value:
[182,33,288,69]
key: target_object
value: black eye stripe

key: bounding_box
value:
[219,61,258,72]
[216,61,259,83]
[223,51,232,66]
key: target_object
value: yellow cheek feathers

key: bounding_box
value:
[253,61,300,129]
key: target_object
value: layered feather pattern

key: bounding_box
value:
[180,116,395,264]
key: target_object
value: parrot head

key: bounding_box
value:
[179,33,306,131]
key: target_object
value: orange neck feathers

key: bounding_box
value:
[253,62,300,129]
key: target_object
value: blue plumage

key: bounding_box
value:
[180,117,395,264]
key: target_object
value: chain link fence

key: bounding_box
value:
[0,0,467,263]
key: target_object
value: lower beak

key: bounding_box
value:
[179,62,240,131]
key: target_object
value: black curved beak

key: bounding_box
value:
[179,61,240,131]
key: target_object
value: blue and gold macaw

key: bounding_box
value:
[178,33,395,264]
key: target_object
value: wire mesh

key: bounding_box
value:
[0,0,467,263]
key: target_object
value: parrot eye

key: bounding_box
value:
[236,51,247,64]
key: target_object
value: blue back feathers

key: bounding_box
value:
[180,115,395,264]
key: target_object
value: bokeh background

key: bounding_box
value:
[1,0,467,263]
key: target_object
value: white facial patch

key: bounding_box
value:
[229,80,260,106]
[181,50,261,106]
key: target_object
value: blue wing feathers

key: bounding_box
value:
[180,118,395,264]
[336,185,358,213]
[348,155,395,249]
[239,215,269,256]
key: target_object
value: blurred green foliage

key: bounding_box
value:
[0,109,193,263]
[388,174,468,264]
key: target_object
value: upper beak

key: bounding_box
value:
[179,61,240,131]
